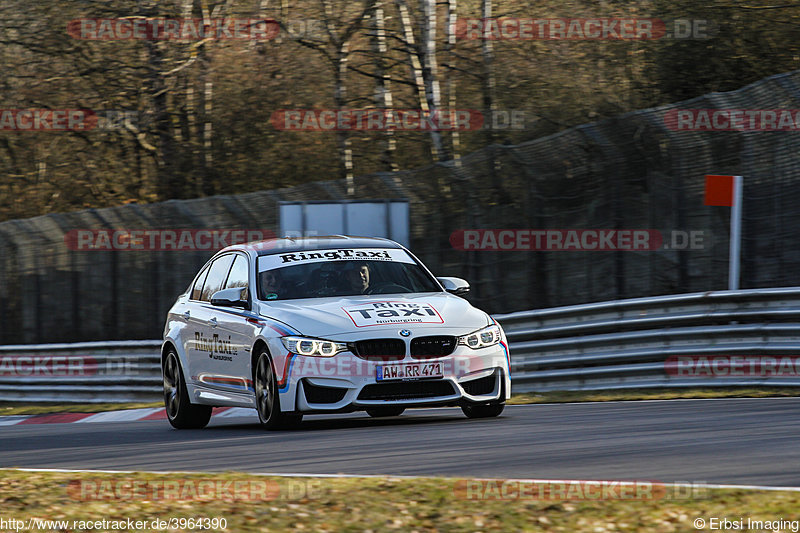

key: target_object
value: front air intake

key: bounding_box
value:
[351,339,406,361]
[357,380,455,401]
[460,370,498,396]
[303,381,347,404]
[410,336,457,358]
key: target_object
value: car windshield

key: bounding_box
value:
[256,248,441,300]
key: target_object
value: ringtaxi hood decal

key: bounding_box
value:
[343,301,444,327]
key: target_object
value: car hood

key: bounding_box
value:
[256,292,491,337]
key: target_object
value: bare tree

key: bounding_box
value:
[444,0,460,164]
[419,0,448,161]
[371,0,398,171]
[480,0,496,147]
[288,0,375,193]
[394,0,446,161]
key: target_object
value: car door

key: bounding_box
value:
[180,262,211,373]
[188,253,236,388]
[206,252,256,394]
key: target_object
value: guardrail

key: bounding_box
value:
[0,341,162,403]
[2,288,799,402]
[495,287,800,392]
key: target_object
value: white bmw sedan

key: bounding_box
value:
[161,236,511,429]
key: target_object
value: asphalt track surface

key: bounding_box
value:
[2,398,799,486]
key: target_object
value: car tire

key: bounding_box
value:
[461,401,505,418]
[254,350,303,430]
[461,378,506,419]
[163,350,212,429]
[365,407,405,418]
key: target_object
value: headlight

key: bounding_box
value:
[458,325,501,349]
[281,336,348,357]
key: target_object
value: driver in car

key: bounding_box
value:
[345,262,371,294]
[260,269,283,300]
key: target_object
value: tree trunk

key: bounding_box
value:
[481,0,496,147]
[445,0,460,165]
[199,46,213,194]
[480,0,507,203]
[419,0,447,161]
[334,42,354,192]
[144,39,179,199]
[372,0,397,172]
[395,0,443,161]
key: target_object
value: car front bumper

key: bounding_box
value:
[270,344,511,413]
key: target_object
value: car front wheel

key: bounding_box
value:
[254,350,302,430]
[163,350,212,429]
[461,379,506,419]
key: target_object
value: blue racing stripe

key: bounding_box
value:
[277,353,297,393]
[200,305,299,335]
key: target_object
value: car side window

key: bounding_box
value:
[225,254,249,294]
[191,265,210,301]
[200,254,235,302]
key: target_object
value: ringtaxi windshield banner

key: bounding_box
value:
[257,248,415,272]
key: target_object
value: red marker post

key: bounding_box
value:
[704,175,743,290]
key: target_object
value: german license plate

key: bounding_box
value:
[376,362,443,381]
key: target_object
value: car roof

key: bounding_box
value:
[225,235,404,257]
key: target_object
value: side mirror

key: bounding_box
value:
[437,277,470,296]
[211,287,250,309]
